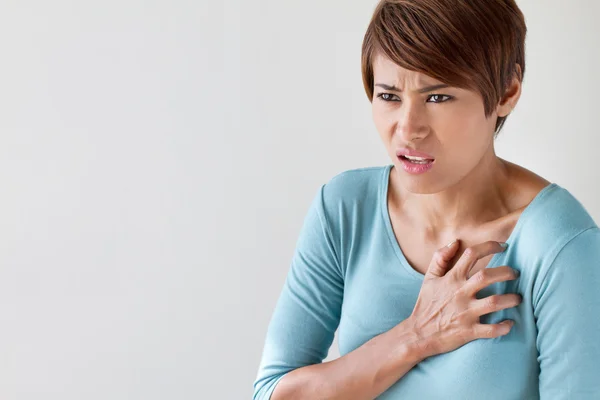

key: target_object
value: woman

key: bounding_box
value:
[253,1,600,399]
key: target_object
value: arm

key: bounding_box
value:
[534,227,600,398]
[266,320,427,400]
[252,185,428,400]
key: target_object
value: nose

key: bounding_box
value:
[396,102,429,142]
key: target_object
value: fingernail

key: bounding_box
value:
[513,269,520,277]
[447,239,457,248]
[499,242,509,249]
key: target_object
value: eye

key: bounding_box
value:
[376,93,400,102]
[427,94,453,103]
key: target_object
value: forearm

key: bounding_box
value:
[271,318,430,400]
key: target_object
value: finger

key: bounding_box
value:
[427,239,460,277]
[452,241,508,278]
[470,293,522,317]
[472,320,514,339]
[462,266,520,296]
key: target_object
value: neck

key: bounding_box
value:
[391,149,514,240]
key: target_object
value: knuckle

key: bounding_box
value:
[485,324,500,337]
[501,267,516,279]
[460,328,473,343]
[433,251,444,263]
[429,255,446,274]
[463,247,475,259]
[454,286,473,302]
[473,270,487,285]
[455,285,469,299]
[486,295,500,309]
[476,325,493,338]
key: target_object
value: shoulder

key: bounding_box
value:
[501,159,597,253]
[308,165,389,261]
[508,183,600,304]
[518,183,598,266]
[306,164,389,227]
[528,184,597,237]
[320,164,389,211]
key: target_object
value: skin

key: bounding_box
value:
[371,52,551,276]
[270,53,551,400]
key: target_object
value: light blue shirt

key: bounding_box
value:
[253,164,600,399]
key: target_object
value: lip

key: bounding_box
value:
[398,155,435,175]
[396,148,435,160]
[396,147,435,175]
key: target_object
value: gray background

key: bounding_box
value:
[0,0,598,399]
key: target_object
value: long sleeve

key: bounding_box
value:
[534,226,600,398]
[253,184,344,400]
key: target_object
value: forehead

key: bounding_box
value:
[372,53,442,86]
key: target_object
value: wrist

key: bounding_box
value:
[394,316,437,363]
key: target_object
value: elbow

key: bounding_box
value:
[253,373,287,400]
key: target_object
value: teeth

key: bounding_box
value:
[408,160,430,164]
[404,155,429,161]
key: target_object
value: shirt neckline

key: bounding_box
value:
[379,164,559,280]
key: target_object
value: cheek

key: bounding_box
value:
[437,121,494,171]
[372,106,394,137]
[451,98,491,129]
[434,106,488,141]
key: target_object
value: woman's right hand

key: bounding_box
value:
[407,239,522,359]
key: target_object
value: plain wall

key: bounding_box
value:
[0,0,598,399]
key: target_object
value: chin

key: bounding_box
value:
[396,172,456,196]
[396,177,437,195]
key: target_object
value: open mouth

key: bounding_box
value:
[399,155,435,164]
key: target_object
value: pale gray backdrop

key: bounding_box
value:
[0,1,598,399]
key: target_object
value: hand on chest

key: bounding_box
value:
[399,219,518,278]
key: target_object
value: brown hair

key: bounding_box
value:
[361,0,527,136]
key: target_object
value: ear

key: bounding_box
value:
[496,64,523,118]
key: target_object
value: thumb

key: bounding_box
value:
[427,239,460,277]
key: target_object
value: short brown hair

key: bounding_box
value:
[361,0,527,136]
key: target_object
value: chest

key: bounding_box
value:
[338,254,539,399]
[337,234,540,399]
[390,214,518,277]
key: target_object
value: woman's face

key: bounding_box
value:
[372,53,508,194]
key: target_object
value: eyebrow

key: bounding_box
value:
[374,83,451,93]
